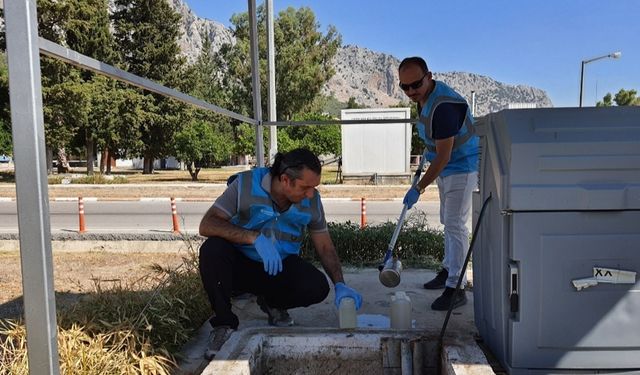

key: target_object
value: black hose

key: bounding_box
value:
[438,192,492,343]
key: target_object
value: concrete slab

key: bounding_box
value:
[177,268,491,375]
[204,328,439,374]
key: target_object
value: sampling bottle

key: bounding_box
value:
[390,291,411,329]
[338,297,357,329]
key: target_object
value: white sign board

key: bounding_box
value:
[341,108,411,174]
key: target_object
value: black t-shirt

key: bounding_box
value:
[432,102,468,139]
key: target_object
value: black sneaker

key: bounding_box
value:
[257,296,294,327]
[431,287,467,311]
[423,268,448,289]
[204,325,235,360]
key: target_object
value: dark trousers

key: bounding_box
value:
[199,236,330,329]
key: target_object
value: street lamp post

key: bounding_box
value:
[579,51,621,107]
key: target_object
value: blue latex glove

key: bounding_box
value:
[334,282,363,310]
[402,187,420,209]
[254,234,282,276]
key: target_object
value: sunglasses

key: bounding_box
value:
[399,73,428,91]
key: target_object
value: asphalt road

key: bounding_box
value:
[0,200,449,233]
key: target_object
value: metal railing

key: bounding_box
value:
[4,1,417,373]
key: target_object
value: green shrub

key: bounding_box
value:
[71,174,128,184]
[301,211,444,268]
[48,176,63,185]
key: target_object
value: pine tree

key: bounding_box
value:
[64,0,119,174]
[0,52,11,156]
[38,0,78,172]
[112,0,187,173]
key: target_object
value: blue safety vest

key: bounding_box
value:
[230,168,317,261]
[417,81,479,176]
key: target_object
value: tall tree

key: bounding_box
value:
[181,35,228,106]
[174,120,232,181]
[614,89,640,106]
[64,0,119,174]
[112,0,187,173]
[279,113,340,156]
[0,52,12,156]
[38,0,79,172]
[216,5,341,158]
[90,77,147,174]
[176,35,235,179]
[596,93,613,107]
[0,11,11,157]
[597,89,640,107]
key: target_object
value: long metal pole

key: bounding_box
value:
[578,53,621,107]
[5,1,60,374]
[579,60,585,107]
[248,0,265,167]
[266,0,278,165]
[38,38,256,125]
[471,90,476,116]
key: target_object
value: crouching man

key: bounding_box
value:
[198,148,362,359]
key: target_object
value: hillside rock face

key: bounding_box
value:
[324,45,553,115]
[164,1,555,114]
[168,0,234,64]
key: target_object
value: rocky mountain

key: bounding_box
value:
[167,0,235,64]
[165,0,553,115]
[325,45,553,115]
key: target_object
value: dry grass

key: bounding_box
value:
[0,321,174,375]
[0,239,209,375]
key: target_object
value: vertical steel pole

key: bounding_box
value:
[5,1,60,374]
[266,0,278,165]
[471,90,476,116]
[579,60,585,107]
[248,0,265,167]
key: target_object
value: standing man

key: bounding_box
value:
[198,148,362,359]
[398,57,479,311]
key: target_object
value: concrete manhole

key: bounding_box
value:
[203,328,439,375]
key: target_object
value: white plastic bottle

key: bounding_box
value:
[338,297,357,329]
[390,291,411,329]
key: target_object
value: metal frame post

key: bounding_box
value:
[471,90,476,116]
[5,1,60,374]
[579,60,586,107]
[248,0,265,167]
[266,0,278,164]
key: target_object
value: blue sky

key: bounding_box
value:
[183,0,639,108]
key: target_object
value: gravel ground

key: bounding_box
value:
[0,251,187,320]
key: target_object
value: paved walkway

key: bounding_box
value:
[178,268,479,374]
